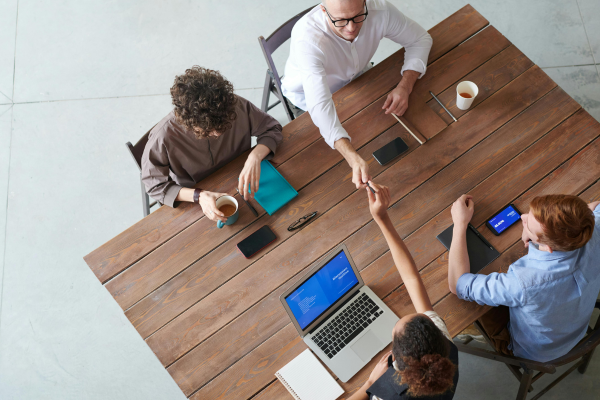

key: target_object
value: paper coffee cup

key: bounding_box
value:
[456,81,479,110]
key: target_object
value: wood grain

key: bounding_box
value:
[427,44,534,123]
[199,123,600,400]
[129,124,419,339]
[83,5,490,283]
[148,65,556,370]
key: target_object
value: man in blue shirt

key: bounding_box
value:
[448,194,600,362]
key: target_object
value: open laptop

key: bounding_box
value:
[280,244,399,382]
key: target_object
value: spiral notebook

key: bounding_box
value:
[275,349,344,400]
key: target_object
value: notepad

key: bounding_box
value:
[250,160,298,215]
[275,349,344,400]
[436,224,500,274]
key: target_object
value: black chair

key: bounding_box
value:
[258,5,315,122]
[125,126,160,217]
[456,301,600,400]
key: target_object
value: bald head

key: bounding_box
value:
[321,0,366,41]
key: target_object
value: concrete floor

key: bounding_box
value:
[0,1,599,399]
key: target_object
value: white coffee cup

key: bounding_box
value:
[456,81,479,110]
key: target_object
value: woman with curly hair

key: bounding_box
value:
[348,182,458,400]
[141,66,282,221]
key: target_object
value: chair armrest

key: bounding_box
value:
[455,343,556,373]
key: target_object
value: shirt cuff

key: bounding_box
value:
[456,273,477,301]
[401,58,427,79]
[327,129,351,149]
[256,136,278,160]
[163,184,183,208]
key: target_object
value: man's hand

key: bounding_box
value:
[451,195,474,230]
[367,181,391,223]
[366,351,392,387]
[334,138,371,189]
[350,156,371,190]
[198,191,228,223]
[238,153,261,200]
[238,144,271,201]
[382,70,419,116]
[383,85,411,116]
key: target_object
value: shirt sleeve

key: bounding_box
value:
[423,311,452,341]
[141,137,182,208]
[297,40,351,149]
[245,99,283,160]
[384,1,433,78]
[593,202,600,225]
[456,269,526,307]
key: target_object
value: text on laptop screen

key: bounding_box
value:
[285,250,359,330]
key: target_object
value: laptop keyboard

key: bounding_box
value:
[310,292,384,359]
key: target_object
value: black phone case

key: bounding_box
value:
[237,226,277,258]
[372,137,408,165]
[485,203,522,236]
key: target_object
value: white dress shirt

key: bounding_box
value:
[281,0,432,148]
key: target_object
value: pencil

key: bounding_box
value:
[391,113,424,145]
[236,187,259,217]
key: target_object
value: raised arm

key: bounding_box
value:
[367,182,432,313]
[448,195,474,294]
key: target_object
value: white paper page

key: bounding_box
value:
[277,349,344,400]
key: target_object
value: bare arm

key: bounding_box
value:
[382,70,420,116]
[367,182,433,313]
[448,195,474,294]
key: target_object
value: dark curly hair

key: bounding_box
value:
[392,315,456,397]
[170,66,237,138]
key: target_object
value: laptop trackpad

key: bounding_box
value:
[351,330,384,362]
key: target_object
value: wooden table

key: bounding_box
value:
[84,5,600,399]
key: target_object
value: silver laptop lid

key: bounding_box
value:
[280,244,364,337]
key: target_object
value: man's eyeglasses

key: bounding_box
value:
[323,1,368,27]
[288,212,318,231]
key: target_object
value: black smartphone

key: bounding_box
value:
[486,204,522,236]
[372,137,409,165]
[237,225,277,258]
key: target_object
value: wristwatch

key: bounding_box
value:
[193,188,203,204]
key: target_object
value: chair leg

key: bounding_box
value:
[140,176,150,217]
[516,367,533,400]
[261,71,272,113]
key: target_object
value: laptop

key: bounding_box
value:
[280,244,399,382]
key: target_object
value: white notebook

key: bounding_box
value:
[275,349,344,400]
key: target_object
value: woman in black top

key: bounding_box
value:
[347,182,459,400]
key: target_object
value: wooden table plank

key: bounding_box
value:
[174,92,597,400]
[128,124,420,339]
[153,65,555,371]
[427,44,534,123]
[83,5,490,283]
[345,86,578,272]
[112,24,512,316]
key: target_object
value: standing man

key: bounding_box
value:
[142,66,282,222]
[281,0,432,189]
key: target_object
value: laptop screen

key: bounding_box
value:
[285,250,359,330]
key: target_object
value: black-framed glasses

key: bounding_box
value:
[323,1,368,27]
[288,212,318,231]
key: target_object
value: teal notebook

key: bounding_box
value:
[249,160,298,216]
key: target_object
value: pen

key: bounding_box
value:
[366,182,376,194]
[236,187,259,217]
[469,224,494,250]
[429,91,458,122]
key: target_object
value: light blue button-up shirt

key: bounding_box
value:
[456,206,600,362]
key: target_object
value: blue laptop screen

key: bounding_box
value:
[285,251,359,330]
